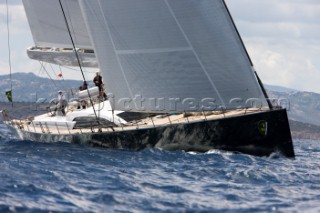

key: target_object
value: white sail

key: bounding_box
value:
[26,47,98,67]
[81,0,267,112]
[22,0,92,49]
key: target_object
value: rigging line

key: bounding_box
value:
[37,62,54,98]
[37,59,45,76]
[6,0,13,107]
[38,61,59,89]
[49,64,59,79]
[50,64,64,89]
[58,0,100,123]
[49,64,64,89]
[58,65,70,98]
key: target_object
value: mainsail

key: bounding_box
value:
[22,0,97,67]
[79,0,267,112]
[22,0,91,48]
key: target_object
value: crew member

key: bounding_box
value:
[93,72,107,100]
[52,90,67,116]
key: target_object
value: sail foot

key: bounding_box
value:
[27,47,98,68]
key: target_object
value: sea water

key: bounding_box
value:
[0,122,319,213]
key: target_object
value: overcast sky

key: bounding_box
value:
[0,0,319,92]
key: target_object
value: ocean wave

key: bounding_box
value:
[0,122,319,212]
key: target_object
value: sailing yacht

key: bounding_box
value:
[4,0,295,157]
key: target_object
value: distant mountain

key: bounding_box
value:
[266,87,320,140]
[0,72,83,102]
[264,84,298,93]
[267,90,320,127]
[289,119,320,140]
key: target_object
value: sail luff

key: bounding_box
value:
[221,0,269,106]
[221,0,253,67]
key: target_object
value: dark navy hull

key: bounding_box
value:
[15,109,295,158]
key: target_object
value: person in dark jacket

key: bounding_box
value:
[79,80,88,91]
[93,72,107,100]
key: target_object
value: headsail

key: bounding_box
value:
[79,0,267,112]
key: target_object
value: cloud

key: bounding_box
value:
[227,0,320,24]
[0,3,36,77]
[0,0,22,5]
[246,39,319,90]
[0,4,29,34]
[226,0,320,92]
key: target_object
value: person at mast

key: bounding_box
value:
[93,71,107,100]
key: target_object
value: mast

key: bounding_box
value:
[222,0,273,110]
